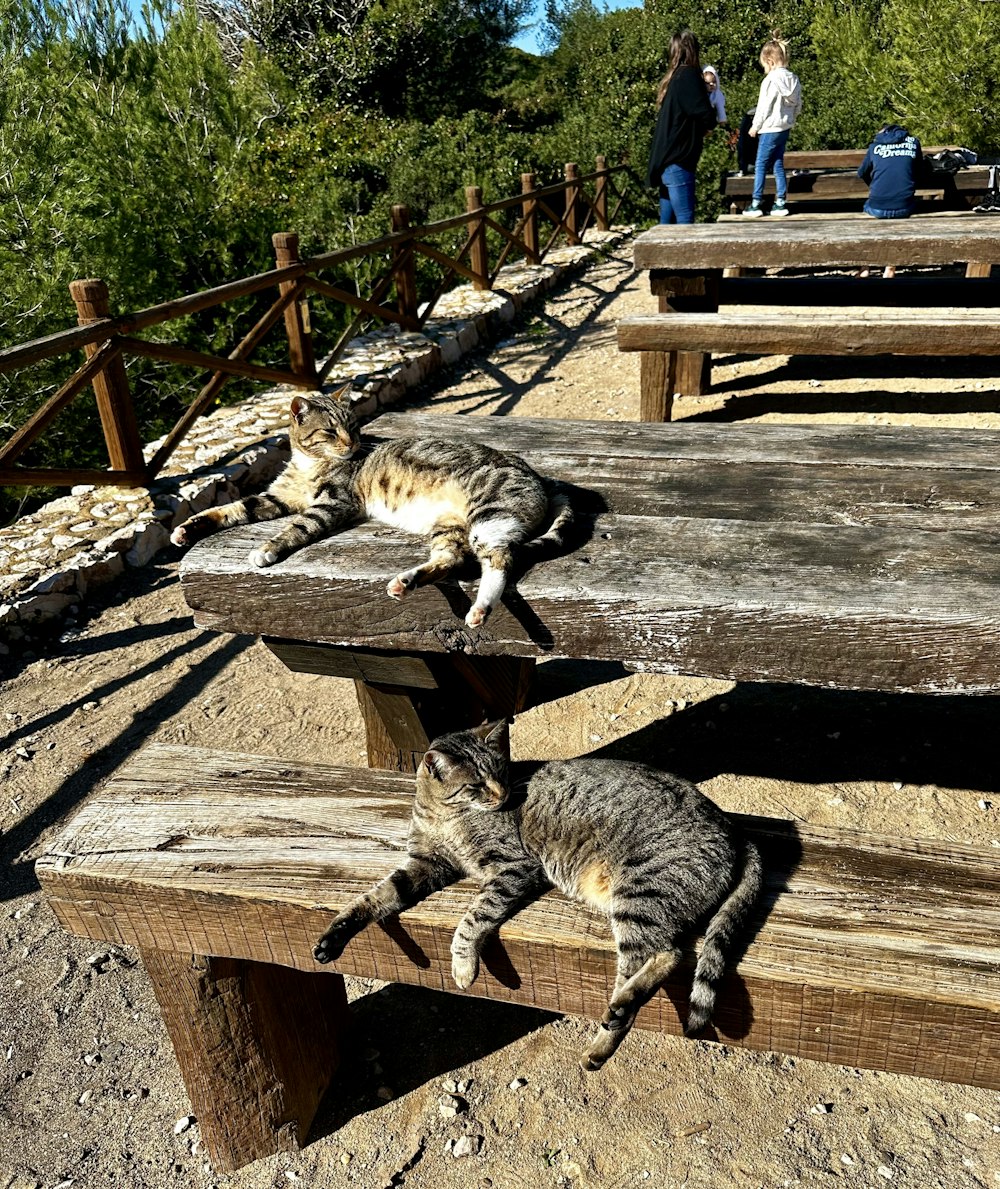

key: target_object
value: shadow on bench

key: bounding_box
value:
[37,744,1000,1171]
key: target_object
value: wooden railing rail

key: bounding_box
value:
[0,159,636,492]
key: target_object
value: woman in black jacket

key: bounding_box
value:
[647,30,718,223]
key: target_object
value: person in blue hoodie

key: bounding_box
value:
[858,123,923,219]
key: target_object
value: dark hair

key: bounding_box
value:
[656,30,702,106]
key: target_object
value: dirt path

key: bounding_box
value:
[2,244,999,1189]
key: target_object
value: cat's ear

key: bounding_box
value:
[421,749,457,782]
[474,718,510,754]
[330,382,353,403]
[289,395,314,424]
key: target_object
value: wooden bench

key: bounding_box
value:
[37,743,1000,1173]
[721,160,989,215]
[617,308,1000,361]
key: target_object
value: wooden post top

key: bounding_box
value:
[633,214,1000,271]
[180,413,1000,695]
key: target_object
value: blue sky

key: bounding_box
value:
[511,0,643,55]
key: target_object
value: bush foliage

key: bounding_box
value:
[2,0,998,522]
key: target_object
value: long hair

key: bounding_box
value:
[656,30,702,107]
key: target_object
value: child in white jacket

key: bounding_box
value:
[743,38,802,217]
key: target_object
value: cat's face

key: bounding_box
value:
[417,721,511,812]
[289,387,360,461]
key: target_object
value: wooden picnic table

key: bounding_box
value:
[38,408,1000,1171]
[630,215,1000,416]
[181,411,1000,765]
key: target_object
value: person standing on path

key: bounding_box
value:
[647,30,718,224]
[742,37,802,217]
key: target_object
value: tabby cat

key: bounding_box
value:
[170,385,573,627]
[314,720,762,1071]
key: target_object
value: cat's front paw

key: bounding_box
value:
[249,547,279,568]
[170,525,189,548]
[451,949,479,990]
[313,917,356,964]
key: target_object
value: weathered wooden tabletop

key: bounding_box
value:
[179,413,1000,695]
[633,215,1000,271]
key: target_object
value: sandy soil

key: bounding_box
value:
[2,243,999,1189]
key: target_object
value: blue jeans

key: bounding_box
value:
[659,163,696,224]
[752,130,790,202]
[864,202,913,219]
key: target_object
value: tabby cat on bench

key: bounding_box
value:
[170,385,573,628]
[314,720,762,1071]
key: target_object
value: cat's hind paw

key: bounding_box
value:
[451,951,479,990]
[170,525,189,547]
[313,920,353,964]
[386,575,411,600]
[464,603,491,628]
[249,548,279,568]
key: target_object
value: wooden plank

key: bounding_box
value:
[180,509,1000,692]
[264,640,440,687]
[633,216,1000,271]
[782,147,960,170]
[36,745,1000,1090]
[617,312,1000,356]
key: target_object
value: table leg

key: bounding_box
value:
[647,270,721,410]
[142,949,349,1172]
[264,639,535,772]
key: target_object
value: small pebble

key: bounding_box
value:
[892,781,903,790]
[978,799,992,810]
[810,1102,833,1114]
[509,1078,527,1090]
[376,1086,393,1101]
[452,1135,482,1158]
[339,1153,352,1165]
[173,1115,195,1135]
[877,1167,894,1181]
[841,1154,854,1166]
[966,1112,983,1122]
[82,701,98,711]
[442,1078,458,1093]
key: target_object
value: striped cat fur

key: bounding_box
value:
[315,720,762,1071]
[170,385,574,627]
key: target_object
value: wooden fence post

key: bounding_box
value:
[564,162,581,245]
[465,186,489,290]
[391,204,420,328]
[595,155,609,231]
[68,279,145,476]
[521,173,540,264]
[272,232,317,386]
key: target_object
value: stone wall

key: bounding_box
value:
[0,230,631,655]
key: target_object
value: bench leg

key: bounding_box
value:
[966,262,993,278]
[142,948,349,1173]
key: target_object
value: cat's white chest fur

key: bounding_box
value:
[365,487,468,536]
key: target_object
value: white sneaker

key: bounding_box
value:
[742,200,765,217]
[771,198,790,216]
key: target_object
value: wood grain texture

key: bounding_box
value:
[633,216,1000,271]
[180,414,1000,694]
[143,949,348,1172]
[36,745,1000,1090]
[617,312,1000,356]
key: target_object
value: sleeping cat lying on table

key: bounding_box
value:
[314,720,763,1071]
[170,385,573,627]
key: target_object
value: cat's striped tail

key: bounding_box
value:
[685,838,763,1035]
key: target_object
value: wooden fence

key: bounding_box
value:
[0,159,634,491]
